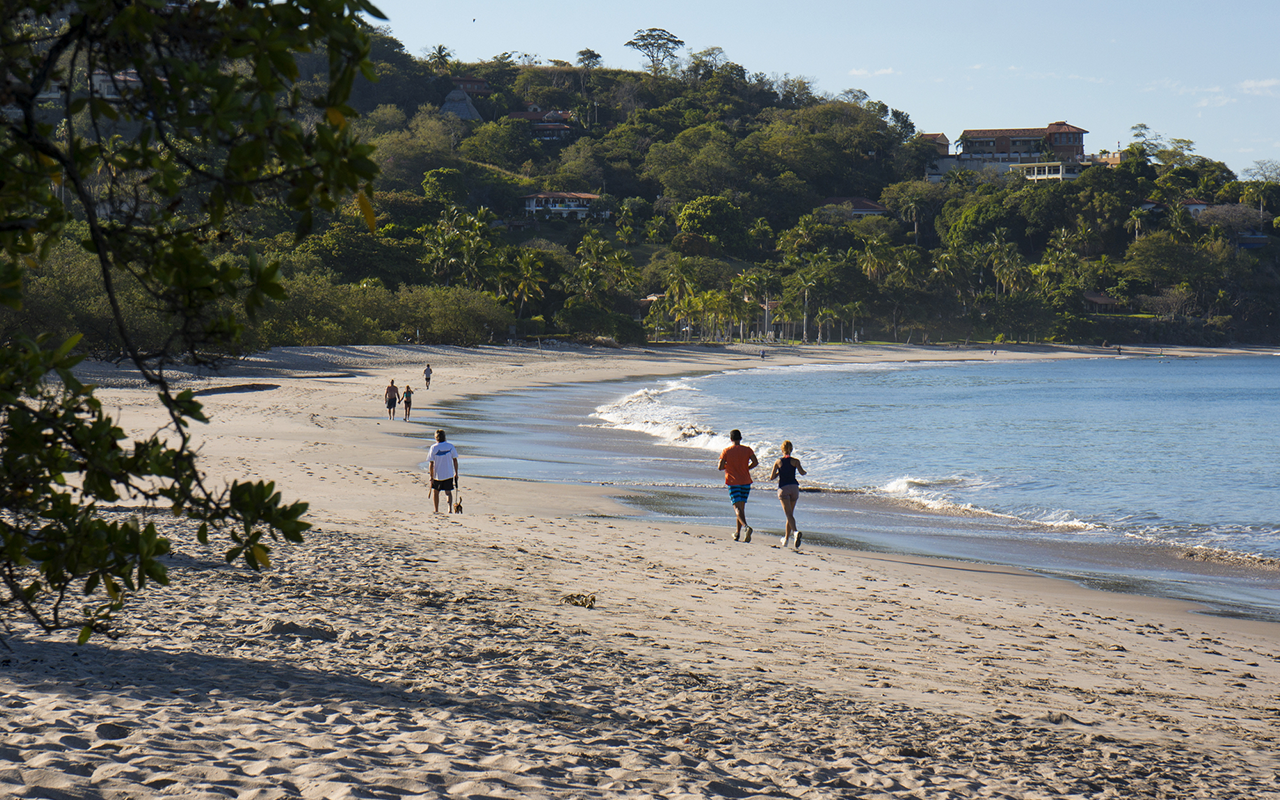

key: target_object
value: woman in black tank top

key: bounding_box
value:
[768,440,807,549]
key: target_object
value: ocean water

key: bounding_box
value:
[420,353,1280,618]
[592,355,1280,560]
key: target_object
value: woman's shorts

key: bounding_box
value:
[777,484,800,502]
[727,484,751,505]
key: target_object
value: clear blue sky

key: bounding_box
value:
[363,0,1279,177]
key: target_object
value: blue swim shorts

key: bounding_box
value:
[727,484,751,505]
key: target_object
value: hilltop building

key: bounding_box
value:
[923,121,1092,183]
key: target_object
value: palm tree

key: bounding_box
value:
[426,45,454,75]
[931,246,975,310]
[662,255,696,306]
[748,216,775,256]
[1125,208,1151,242]
[1241,182,1269,213]
[565,230,637,310]
[858,233,893,282]
[943,167,976,188]
[815,307,838,344]
[732,269,769,340]
[843,300,866,343]
[899,195,923,245]
[511,250,545,319]
[1166,203,1195,242]
[799,276,817,343]
[983,229,1026,296]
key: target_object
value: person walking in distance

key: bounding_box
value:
[769,440,808,549]
[717,429,759,542]
[427,429,459,513]
[402,384,414,421]
[423,363,433,390]
[384,379,400,421]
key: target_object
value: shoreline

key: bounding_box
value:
[2,342,1278,797]
[412,344,1280,622]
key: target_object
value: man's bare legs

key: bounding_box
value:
[732,501,752,542]
[432,488,454,513]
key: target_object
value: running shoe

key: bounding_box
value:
[794,531,802,549]
[744,527,752,543]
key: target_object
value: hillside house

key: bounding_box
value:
[522,191,603,219]
[918,133,950,157]
[506,104,575,140]
[449,76,492,96]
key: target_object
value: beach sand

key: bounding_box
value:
[2,342,1278,798]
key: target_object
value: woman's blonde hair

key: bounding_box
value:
[781,440,793,455]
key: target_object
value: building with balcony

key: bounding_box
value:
[521,191,602,219]
[959,121,1088,162]
[506,104,575,140]
[1008,161,1087,182]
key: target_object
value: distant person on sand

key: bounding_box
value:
[717,429,758,542]
[769,440,808,550]
[423,364,432,389]
[427,429,459,513]
[384,379,400,421]
[402,384,414,420]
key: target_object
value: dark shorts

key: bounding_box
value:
[727,484,751,505]
[386,398,397,409]
[431,478,455,492]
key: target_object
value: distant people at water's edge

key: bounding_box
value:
[717,429,758,542]
[769,440,807,550]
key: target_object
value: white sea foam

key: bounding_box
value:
[593,381,728,452]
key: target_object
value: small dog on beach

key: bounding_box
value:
[453,492,463,514]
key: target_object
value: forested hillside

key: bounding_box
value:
[16,24,1280,351]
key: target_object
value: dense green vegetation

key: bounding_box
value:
[1,0,379,638]
[12,23,1280,351]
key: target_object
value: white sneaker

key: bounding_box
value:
[794,531,802,549]
[744,527,752,543]
[781,533,791,547]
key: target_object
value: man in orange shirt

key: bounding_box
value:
[717,429,759,542]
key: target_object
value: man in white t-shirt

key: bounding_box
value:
[427,429,459,513]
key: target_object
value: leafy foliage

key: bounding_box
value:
[1,0,381,639]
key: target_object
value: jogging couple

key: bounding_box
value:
[717,429,807,549]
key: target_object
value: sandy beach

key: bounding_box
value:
[3,342,1278,799]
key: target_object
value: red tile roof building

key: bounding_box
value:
[959,121,1088,162]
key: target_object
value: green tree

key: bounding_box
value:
[676,196,746,253]
[625,28,684,76]
[459,119,537,171]
[510,249,546,319]
[426,44,454,75]
[1,0,380,639]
